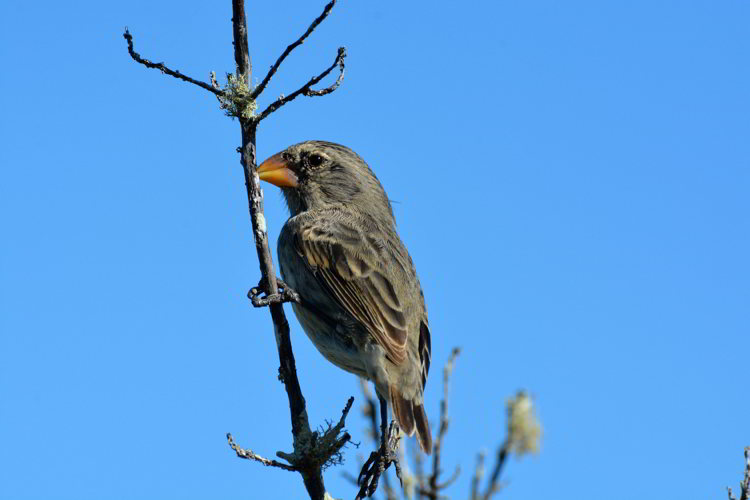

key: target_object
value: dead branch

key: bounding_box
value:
[124,1,349,499]
[422,348,461,500]
[481,442,508,500]
[227,433,297,471]
[469,451,486,500]
[255,46,346,123]
[727,447,750,500]
[123,29,225,97]
[479,391,541,500]
[251,0,338,99]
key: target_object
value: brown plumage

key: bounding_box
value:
[258,141,433,453]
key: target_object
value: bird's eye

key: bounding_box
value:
[308,154,324,167]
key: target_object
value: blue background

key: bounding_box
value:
[1,1,748,499]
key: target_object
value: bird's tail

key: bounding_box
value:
[390,388,432,454]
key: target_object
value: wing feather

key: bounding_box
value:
[295,218,408,364]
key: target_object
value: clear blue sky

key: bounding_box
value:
[1,1,748,499]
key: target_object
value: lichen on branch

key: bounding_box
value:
[218,72,257,120]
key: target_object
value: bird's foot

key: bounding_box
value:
[356,421,402,499]
[248,276,301,307]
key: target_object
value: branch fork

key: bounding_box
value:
[123,0,346,126]
[229,397,355,475]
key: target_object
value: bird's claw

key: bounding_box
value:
[356,421,402,499]
[248,276,301,307]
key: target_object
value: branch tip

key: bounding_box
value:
[255,44,347,123]
[122,28,225,97]
[226,432,298,471]
[251,0,339,99]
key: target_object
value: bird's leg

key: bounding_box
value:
[247,275,301,307]
[356,396,402,499]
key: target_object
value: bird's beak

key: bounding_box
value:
[256,152,299,188]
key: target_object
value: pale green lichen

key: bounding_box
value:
[218,73,257,120]
[505,391,542,456]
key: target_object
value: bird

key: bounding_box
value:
[256,141,433,493]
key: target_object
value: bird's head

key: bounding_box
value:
[257,141,395,223]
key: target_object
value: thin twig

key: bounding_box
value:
[227,433,298,471]
[255,47,346,123]
[470,451,485,500]
[319,396,356,461]
[251,0,338,99]
[743,447,750,500]
[415,489,450,500]
[481,441,509,500]
[424,348,460,500]
[123,29,225,97]
[728,447,750,500]
[414,443,426,500]
[435,465,461,490]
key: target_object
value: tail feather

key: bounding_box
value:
[390,389,432,454]
[412,402,432,454]
[390,389,415,436]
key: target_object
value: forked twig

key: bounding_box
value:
[255,47,346,123]
[251,0,338,99]
[227,433,297,471]
[123,29,225,97]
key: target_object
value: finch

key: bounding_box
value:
[257,141,433,455]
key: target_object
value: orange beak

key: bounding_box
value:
[256,152,299,188]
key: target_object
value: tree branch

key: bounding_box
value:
[122,29,225,97]
[229,1,336,498]
[727,447,750,500]
[227,433,298,471]
[481,442,509,500]
[480,391,541,500]
[124,1,348,499]
[251,0,338,99]
[255,46,346,123]
[470,451,486,500]
[423,348,461,500]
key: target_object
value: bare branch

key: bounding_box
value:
[251,0,338,99]
[728,447,750,500]
[255,47,346,123]
[315,396,356,467]
[481,441,509,500]
[743,447,750,500]
[227,433,298,471]
[414,444,426,500]
[435,465,461,490]
[122,29,225,97]
[423,348,461,500]
[227,1,345,498]
[415,489,450,500]
[126,2,350,498]
[470,451,486,500]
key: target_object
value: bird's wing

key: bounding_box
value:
[294,216,409,365]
